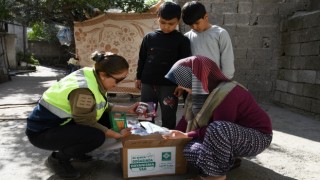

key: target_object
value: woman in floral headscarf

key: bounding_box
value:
[164,55,272,180]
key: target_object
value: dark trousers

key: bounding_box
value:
[141,83,178,129]
[27,112,111,161]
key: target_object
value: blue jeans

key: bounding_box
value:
[140,83,178,129]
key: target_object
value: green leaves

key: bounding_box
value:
[0,0,15,22]
[27,22,59,42]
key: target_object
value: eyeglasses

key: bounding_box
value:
[106,73,126,84]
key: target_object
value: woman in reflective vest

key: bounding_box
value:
[26,51,139,179]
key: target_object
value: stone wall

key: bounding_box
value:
[177,0,310,103]
[176,0,320,117]
[275,10,320,118]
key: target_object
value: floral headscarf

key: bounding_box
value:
[165,55,230,115]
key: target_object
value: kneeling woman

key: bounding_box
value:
[164,55,272,180]
[26,51,138,179]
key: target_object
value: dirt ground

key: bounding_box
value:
[0,66,319,180]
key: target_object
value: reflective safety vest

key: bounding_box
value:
[39,67,108,125]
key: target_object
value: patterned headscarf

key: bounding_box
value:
[165,55,230,114]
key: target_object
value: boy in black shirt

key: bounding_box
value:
[135,1,191,129]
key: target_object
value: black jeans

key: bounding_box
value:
[27,123,105,161]
[140,83,178,129]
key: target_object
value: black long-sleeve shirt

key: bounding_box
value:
[136,29,191,85]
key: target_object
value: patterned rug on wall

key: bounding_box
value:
[74,13,158,95]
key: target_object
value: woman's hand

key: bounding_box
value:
[162,130,188,139]
[106,128,131,139]
[120,127,132,138]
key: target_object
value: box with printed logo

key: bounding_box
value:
[121,133,191,179]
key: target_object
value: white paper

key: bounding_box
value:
[140,121,170,135]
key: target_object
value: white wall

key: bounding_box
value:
[8,23,26,53]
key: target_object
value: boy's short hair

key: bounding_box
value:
[157,1,181,20]
[182,1,206,25]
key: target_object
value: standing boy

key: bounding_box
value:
[135,1,191,129]
[182,1,235,79]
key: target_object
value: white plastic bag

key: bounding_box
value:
[56,27,72,46]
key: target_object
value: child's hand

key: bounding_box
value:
[174,87,184,97]
[135,80,141,89]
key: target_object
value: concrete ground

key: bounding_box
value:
[0,66,319,180]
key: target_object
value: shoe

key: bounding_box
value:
[72,154,93,162]
[230,158,242,170]
[45,152,80,179]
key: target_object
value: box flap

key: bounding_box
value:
[122,134,192,148]
[123,133,163,141]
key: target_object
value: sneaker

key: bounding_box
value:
[45,152,80,179]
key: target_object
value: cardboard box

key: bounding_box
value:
[121,134,191,179]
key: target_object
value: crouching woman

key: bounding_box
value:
[164,55,272,180]
[26,51,138,179]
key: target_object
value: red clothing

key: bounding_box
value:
[176,85,272,138]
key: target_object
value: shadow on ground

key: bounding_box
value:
[0,120,297,180]
[261,104,320,143]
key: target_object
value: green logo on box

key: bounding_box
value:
[162,152,171,161]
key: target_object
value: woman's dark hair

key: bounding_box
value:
[91,51,129,75]
[157,1,181,20]
[182,1,206,25]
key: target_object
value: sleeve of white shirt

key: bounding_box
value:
[219,30,235,79]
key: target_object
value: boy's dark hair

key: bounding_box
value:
[157,1,181,20]
[182,1,206,25]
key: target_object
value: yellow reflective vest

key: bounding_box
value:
[39,67,108,125]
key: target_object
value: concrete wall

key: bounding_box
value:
[7,23,26,54]
[0,35,10,83]
[0,33,17,83]
[5,34,17,68]
[275,10,320,118]
[0,22,26,83]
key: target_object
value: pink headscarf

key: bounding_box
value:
[166,55,230,115]
[165,55,230,93]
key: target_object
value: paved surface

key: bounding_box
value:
[0,66,319,180]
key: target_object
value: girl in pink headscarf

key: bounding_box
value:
[164,55,272,180]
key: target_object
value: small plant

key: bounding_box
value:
[17,52,40,65]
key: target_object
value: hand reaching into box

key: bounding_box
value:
[162,130,188,139]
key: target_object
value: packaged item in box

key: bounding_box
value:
[136,102,157,121]
[126,118,149,136]
[109,112,127,132]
